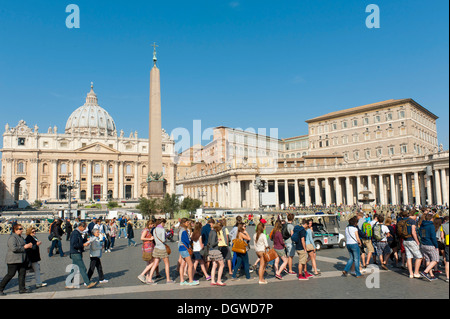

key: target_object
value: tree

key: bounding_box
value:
[181,197,202,213]
[160,193,180,219]
[107,201,119,209]
[136,197,161,218]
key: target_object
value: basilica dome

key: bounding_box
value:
[65,83,117,136]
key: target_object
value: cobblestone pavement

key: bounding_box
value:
[0,227,448,299]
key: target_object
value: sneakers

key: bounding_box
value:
[36,283,48,288]
[420,272,432,282]
[298,275,308,280]
[99,279,109,284]
[87,282,97,289]
[138,275,146,284]
[304,272,313,279]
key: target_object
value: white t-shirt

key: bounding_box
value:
[345,226,359,245]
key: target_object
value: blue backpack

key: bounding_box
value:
[290,225,302,243]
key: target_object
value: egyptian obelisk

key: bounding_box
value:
[147,42,165,198]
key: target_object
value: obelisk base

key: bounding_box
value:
[147,181,165,199]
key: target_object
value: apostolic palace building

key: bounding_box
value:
[0,84,177,207]
[1,86,449,210]
[176,98,449,210]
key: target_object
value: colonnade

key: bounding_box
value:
[183,168,449,209]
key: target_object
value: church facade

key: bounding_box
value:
[1,84,177,207]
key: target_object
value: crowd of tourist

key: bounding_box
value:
[0,207,448,296]
[343,207,449,283]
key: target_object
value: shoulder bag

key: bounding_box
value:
[263,247,277,263]
[155,232,171,256]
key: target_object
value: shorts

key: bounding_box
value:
[403,240,423,260]
[285,243,296,257]
[193,252,203,261]
[153,248,169,259]
[296,250,307,265]
[275,248,286,258]
[421,245,439,263]
[220,246,232,261]
[179,249,190,259]
[376,242,392,256]
[362,239,374,254]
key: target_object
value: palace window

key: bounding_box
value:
[60,163,67,174]
[126,164,132,174]
[18,138,25,146]
[94,163,101,174]
[388,147,395,156]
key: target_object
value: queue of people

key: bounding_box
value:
[343,208,449,283]
[136,213,324,287]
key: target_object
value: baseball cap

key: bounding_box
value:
[260,218,267,224]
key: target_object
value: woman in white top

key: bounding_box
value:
[343,216,363,278]
[253,222,269,284]
[191,222,210,281]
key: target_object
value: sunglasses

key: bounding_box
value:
[18,228,23,231]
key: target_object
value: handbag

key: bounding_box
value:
[182,243,193,256]
[231,238,248,254]
[263,247,277,263]
[155,233,171,256]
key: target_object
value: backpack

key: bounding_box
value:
[361,222,373,239]
[373,222,383,241]
[290,225,302,244]
[396,219,411,239]
[282,223,291,240]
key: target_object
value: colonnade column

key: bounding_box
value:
[402,173,409,205]
[294,179,300,207]
[305,179,311,206]
[441,169,449,205]
[414,171,421,206]
[52,159,58,200]
[335,177,342,206]
[378,175,385,205]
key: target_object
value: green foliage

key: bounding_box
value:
[180,196,202,213]
[160,193,180,219]
[136,197,161,217]
[107,201,119,209]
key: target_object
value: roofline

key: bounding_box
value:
[305,98,439,124]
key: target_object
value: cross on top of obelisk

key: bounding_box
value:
[151,42,158,65]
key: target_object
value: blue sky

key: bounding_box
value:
[0,0,448,156]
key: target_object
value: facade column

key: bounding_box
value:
[52,160,58,200]
[284,179,289,208]
[134,162,139,199]
[274,180,279,209]
[87,160,92,201]
[426,174,433,205]
[30,158,39,202]
[441,169,449,206]
[75,160,81,199]
[104,161,109,200]
[118,161,124,199]
[378,175,385,205]
[113,161,119,199]
[325,178,332,207]
[335,177,342,206]
[402,173,409,205]
[305,179,311,206]
[346,177,353,206]
[368,176,376,204]
[294,179,300,207]
[434,170,442,205]
[390,174,397,205]
[414,171,421,206]
[314,178,321,205]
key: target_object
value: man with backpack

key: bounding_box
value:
[372,214,392,270]
[291,219,311,280]
[357,212,374,268]
[401,210,423,279]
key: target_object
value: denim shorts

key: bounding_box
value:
[179,249,190,259]
[285,243,296,257]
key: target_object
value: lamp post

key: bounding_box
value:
[254,175,266,213]
[59,172,80,220]
[198,188,206,212]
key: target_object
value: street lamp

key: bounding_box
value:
[198,189,206,211]
[59,172,80,220]
[254,175,266,213]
